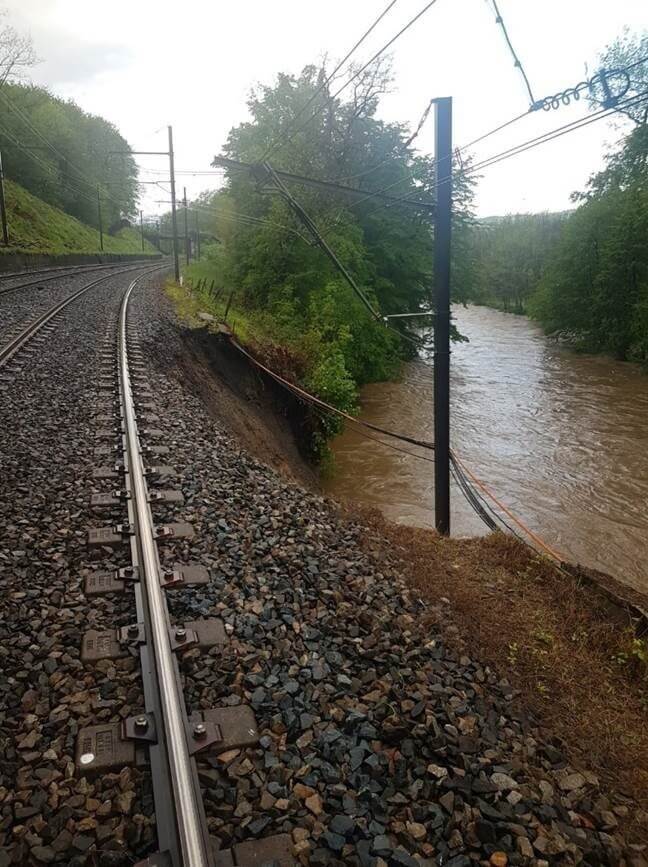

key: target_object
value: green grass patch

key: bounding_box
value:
[0,179,158,255]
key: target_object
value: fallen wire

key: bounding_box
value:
[222,327,566,562]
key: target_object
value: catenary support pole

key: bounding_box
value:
[97,186,104,252]
[183,187,190,265]
[194,210,201,260]
[0,150,9,246]
[139,209,145,251]
[168,125,180,281]
[433,97,452,535]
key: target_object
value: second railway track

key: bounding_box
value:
[0,262,166,371]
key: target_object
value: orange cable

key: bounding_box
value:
[450,450,566,562]
[225,329,566,563]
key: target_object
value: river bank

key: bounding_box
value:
[164,284,648,845]
[325,305,648,597]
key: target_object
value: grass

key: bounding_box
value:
[0,179,158,255]
[168,275,309,380]
[347,509,648,838]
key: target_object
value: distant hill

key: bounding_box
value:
[478,210,572,225]
[0,180,158,255]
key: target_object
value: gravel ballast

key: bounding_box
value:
[0,272,645,867]
[129,282,647,867]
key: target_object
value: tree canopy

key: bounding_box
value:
[0,83,139,228]
[185,60,475,425]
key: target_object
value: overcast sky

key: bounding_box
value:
[5,0,646,217]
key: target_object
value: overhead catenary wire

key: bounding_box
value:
[359,89,648,219]
[261,161,429,349]
[262,0,441,163]
[221,326,564,558]
[0,88,126,210]
[260,0,401,162]
[153,197,316,246]
[489,0,536,107]
[340,58,648,219]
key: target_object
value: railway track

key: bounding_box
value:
[77,274,294,866]
[0,262,163,370]
[0,259,161,298]
[0,262,640,867]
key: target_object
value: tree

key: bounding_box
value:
[0,83,138,227]
[209,61,475,380]
[589,29,648,126]
[0,8,37,86]
[529,126,648,360]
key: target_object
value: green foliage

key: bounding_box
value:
[177,60,475,447]
[589,30,648,127]
[0,83,138,228]
[0,179,157,255]
[467,213,566,313]
[529,124,648,361]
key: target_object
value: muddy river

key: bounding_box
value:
[324,305,648,594]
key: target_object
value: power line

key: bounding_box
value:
[0,122,104,207]
[465,89,648,177]
[489,0,536,107]
[338,55,648,217]
[359,89,648,218]
[260,0,441,163]
[212,155,435,212]
[154,197,316,246]
[342,109,531,215]
[260,0,401,161]
[0,88,126,210]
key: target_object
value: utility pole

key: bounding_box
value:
[0,149,9,246]
[183,186,190,265]
[168,125,180,281]
[433,97,452,536]
[97,186,104,252]
[194,210,201,260]
[139,209,145,251]
[109,132,179,274]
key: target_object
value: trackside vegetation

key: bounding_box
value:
[176,59,476,446]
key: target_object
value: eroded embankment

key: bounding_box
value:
[163,305,648,848]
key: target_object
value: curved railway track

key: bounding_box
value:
[0,262,164,370]
[0,259,161,298]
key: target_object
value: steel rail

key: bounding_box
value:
[0,263,163,368]
[0,259,161,297]
[118,280,211,867]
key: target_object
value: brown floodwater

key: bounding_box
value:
[324,305,648,594]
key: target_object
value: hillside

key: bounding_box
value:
[0,179,158,255]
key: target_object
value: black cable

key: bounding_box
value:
[0,89,126,210]
[263,0,441,163]
[489,0,536,107]
[360,89,648,218]
[328,109,531,218]
[261,0,400,161]
[468,89,648,175]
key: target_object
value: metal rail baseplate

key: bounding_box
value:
[78,270,295,867]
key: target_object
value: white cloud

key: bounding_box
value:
[2,0,645,216]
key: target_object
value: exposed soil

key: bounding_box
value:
[163,307,648,853]
[165,323,317,490]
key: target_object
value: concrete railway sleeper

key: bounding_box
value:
[0,262,161,296]
[0,260,162,296]
[79,274,294,867]
[0,263,165,372]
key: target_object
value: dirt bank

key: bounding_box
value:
[164,300,648,848]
